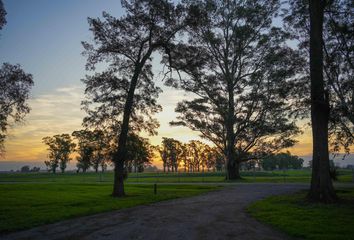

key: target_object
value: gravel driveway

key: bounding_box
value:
[3,183,307,240]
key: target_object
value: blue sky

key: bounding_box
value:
[1,0,122,95]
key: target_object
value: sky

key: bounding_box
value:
[0,0,352,171]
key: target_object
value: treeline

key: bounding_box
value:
[43,131,153,173]
[156,138,225,172]
[156,138,303,172]
[260,152,304,171]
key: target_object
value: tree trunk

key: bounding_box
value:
[112,49,152,197]
[226,79,241,180]
[308,0,337,203]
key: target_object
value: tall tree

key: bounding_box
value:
[43,134,76,173]
[284,0,340,202]
[0,1,33,155]
[323,0,354,154]
[308,0,337,202]
[166,0,301,179]
[82,0,186,197]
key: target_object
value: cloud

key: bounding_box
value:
[3,85,85,162]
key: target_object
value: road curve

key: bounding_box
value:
[3,183,307,240]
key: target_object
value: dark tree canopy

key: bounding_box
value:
[82,0,186,196]
[0,63,33,154]
[157,138,225,173]
[0,1,33,156]
[284,0,354,154]
[125,133,153,173]
[261,152,304,171]
[284,0,353,202]
[43,134,76,173]
[166,0,302,179]
[157,137,184,172]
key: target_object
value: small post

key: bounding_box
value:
[253,163,256,182]
[154,183,157,195]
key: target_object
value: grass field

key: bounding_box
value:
[0,169,353,183]
[247,189,354,240]
[1,169,353,234]
[0,183,221,233]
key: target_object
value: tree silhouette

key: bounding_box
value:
[43,134,76,173]
[72,130,96,173]
[125,133,153,173]
[323,0,354,154]
[0,1,33,155]
[284,0,345,202]
[166,0,301,179]
[308,0,337,202]
[284,0,353,156]
[157,137,184,172]
[82,0,186,197]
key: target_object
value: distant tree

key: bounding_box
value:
[74,129,109,173]
[0,1,33,156]
[144,165,158,172]
[30,166,40,172]
[82,0,186,197]
[43,134,76,173]
[261,152,304,170]
[214,148,225,172]
[20,165,30,173]
[158,138,184,172]
[260,157,277,171]
[125,133,153,173]
[156,144,168,172]
[167,0,301,179]
[93,130,111,173]
[187,140,206,172]
[72,130,96,173]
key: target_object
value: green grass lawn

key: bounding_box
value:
[0,169,352,183]
[247,188,354,240]
[0,183,221,233]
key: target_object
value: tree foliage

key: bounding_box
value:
[43,134,76,173]
[157,138,225,172]
[125,133,153,173]
[166,0,302,179]
[261,152,304,170]
[0,64,33,154]
[82,0,186,196]
[0,2,33,155]
[284,0,354,154]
